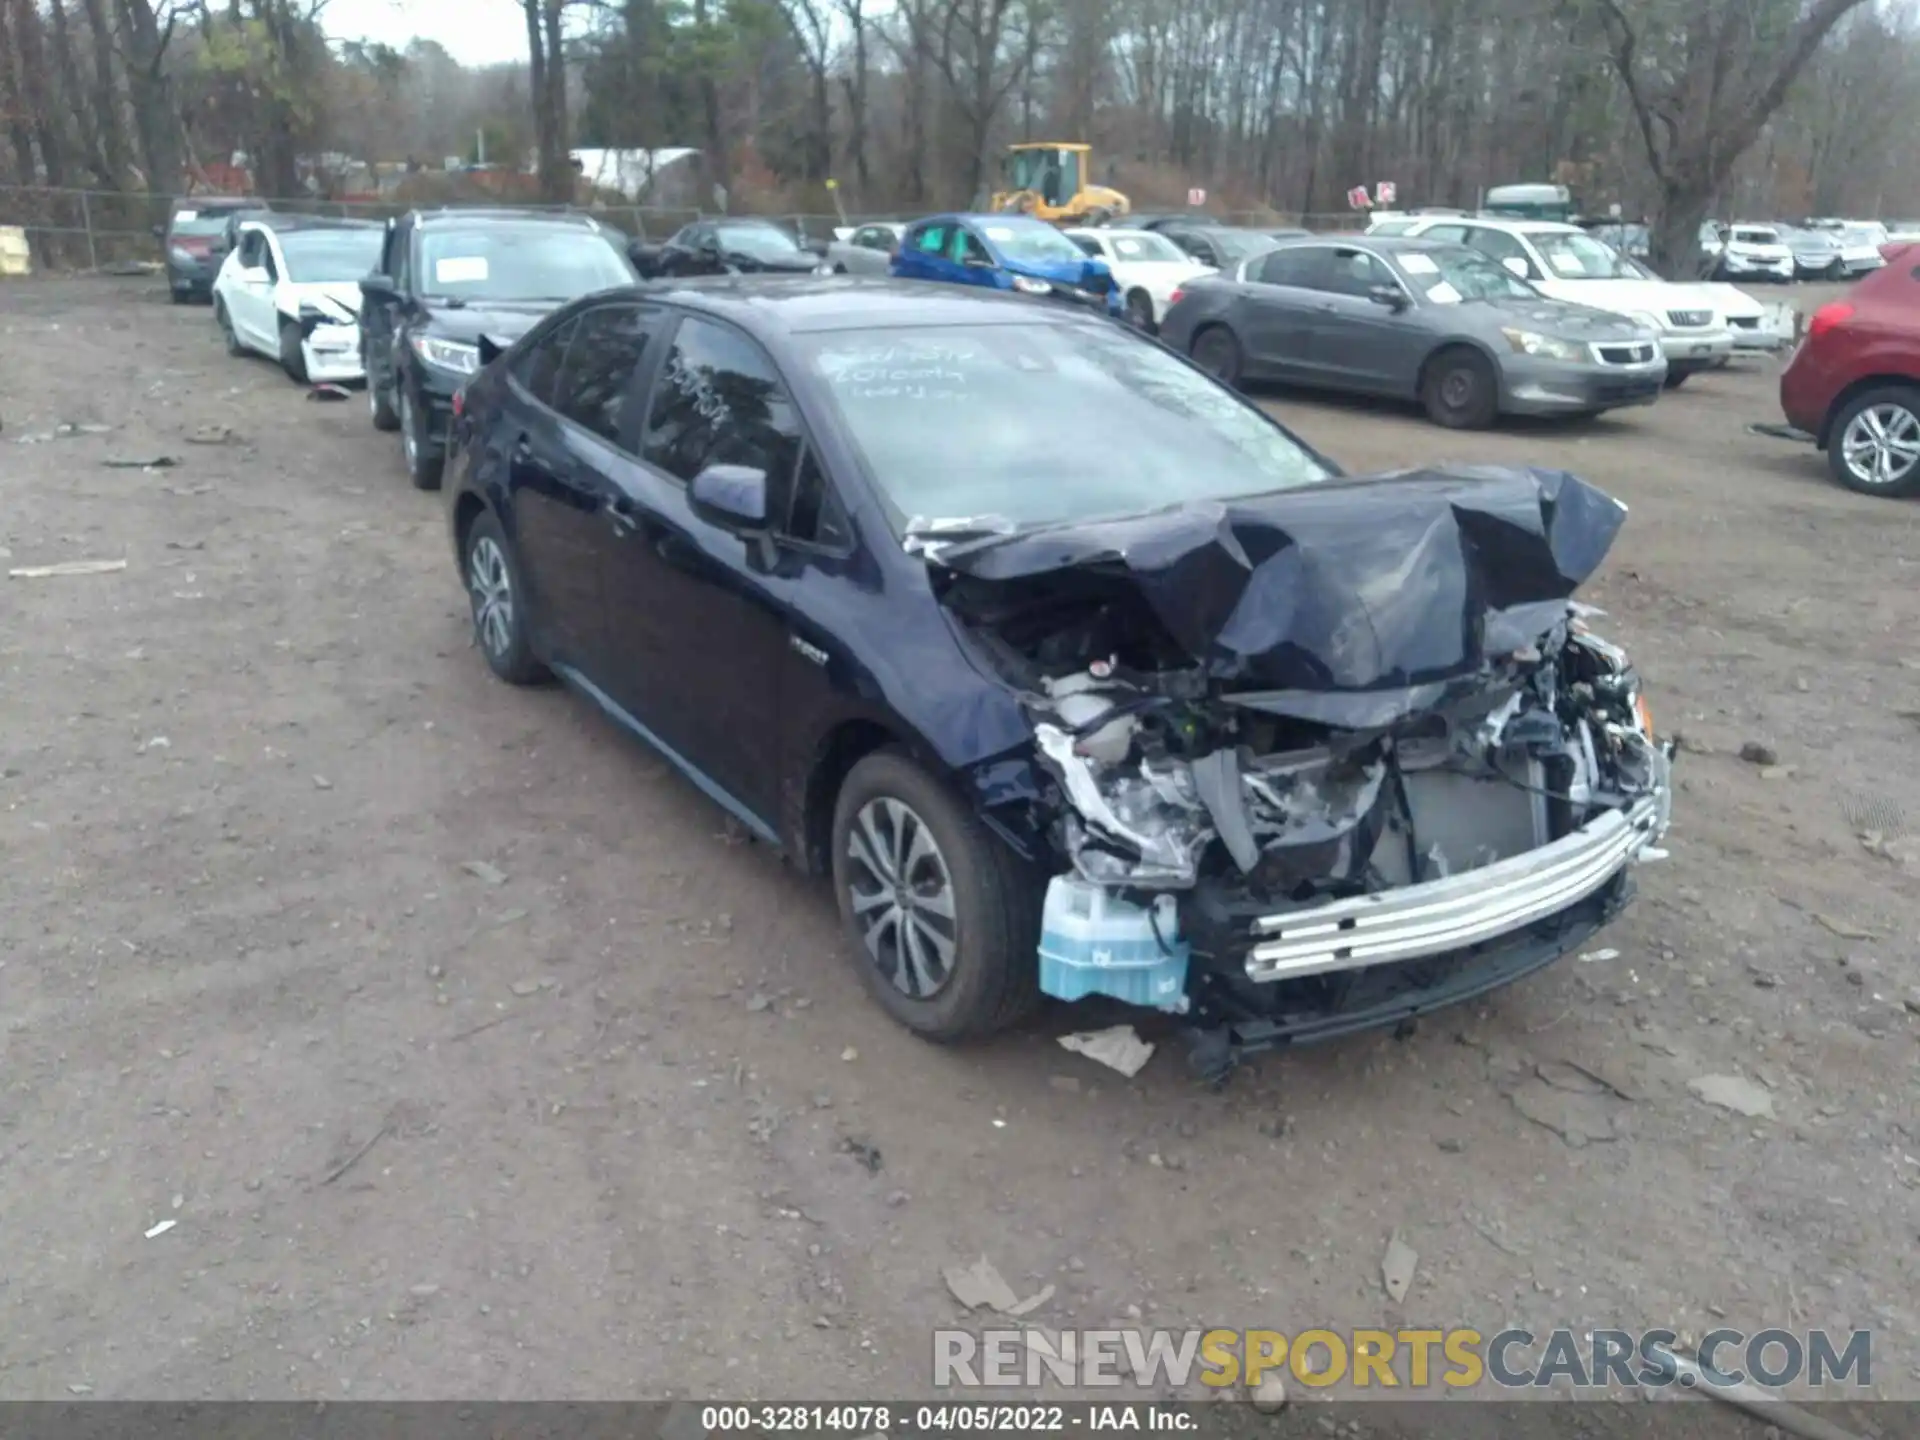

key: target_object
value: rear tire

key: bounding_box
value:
[1190,325,1243,387]
[1827,385,1920,498]
[278,320,308,384]
[831,751,1043,1042]
[462,511,547,685]
[1421,346,1499,429]
[1124,289,1155,331]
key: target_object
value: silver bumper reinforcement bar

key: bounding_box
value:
[1244,796,1668,984]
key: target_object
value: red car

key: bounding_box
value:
[1779,242,1920,496]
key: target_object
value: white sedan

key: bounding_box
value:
[212,218,384,383]
[1062,227,1213,329]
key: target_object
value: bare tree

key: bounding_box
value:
[1591,0,1875,271]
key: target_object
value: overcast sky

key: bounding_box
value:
[327,0,532,68]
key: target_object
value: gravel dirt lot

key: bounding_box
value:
[2,277,1917,1412]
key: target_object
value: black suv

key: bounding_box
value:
[358,208,637,488]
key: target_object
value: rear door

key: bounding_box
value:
[507,302,667,674]
[1238,245,1332,379]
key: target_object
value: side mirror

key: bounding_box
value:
[1368,284,1408,310]
[151,223,166,239]
[688,463,768,534]
[359,271,398,303]
[1502,256,1530,279]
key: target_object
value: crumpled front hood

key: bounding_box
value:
[283,281,363,324]
[922,466,1627,727]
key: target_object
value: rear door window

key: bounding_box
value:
[1255,247,1329,287]
[512,315,580,410]
[552,304,661,445]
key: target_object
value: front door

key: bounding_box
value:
[1302,247,1424,394]
[599,312,813,829]
[893,222,955,285]
[361,218,409,395]
[229,229,279,350]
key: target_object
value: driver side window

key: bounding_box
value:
[950,228,992,265]
[1319,248,1392,298]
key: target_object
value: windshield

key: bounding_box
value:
[1398,247,1536,302]
[416,226,634,302]
[978,221,1087,266]
[1842,225,1885,245]
[1732,228,1778,245]
[169,211,239,238]
[1369,219,1417,236]
[1530,230,1631,279]
[715,222,805,261]
[802,323,1331,531]
[1208,231,1273,262]
[1101,231,1187,263]
[279,228,382,283]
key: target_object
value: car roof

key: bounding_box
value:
[1419,216,1577,235]
[244,213,382,235]
[412,207,606,230]
[174,196,264,211]
[615,275,1114,337]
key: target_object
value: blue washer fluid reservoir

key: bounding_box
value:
[1037,875,1190,1012]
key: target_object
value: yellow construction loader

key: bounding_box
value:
[989,143,1130,225]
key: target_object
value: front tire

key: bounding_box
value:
[278,320,308,384]
[368,369,400,431]
[1190,325,1243,387]
[831,751,1043,1042]
[216,298,245,356]
[1663,368,1693,390]
[1421,346,1499,429]
[1828,385,1920,497]
[463,512,546,685]
[399,380,443,490]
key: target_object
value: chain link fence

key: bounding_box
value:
[0,182,1366,273]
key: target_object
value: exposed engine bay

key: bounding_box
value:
[921,466,1676,1059]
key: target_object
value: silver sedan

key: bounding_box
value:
[825,222,904,276]
[1158,235,1668,429]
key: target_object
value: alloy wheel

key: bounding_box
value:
[844,797,958,1000]
[1841,403,1920,488]
[1440,367,1477,410]
[467,535,514,659]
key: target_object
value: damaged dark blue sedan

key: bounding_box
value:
[441,276,1675,1077]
